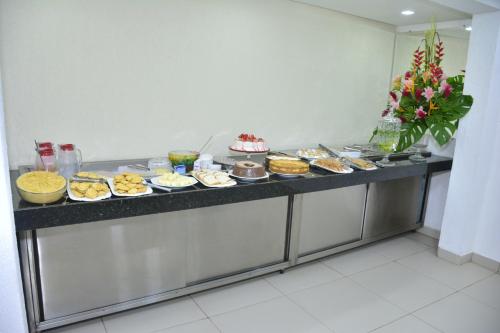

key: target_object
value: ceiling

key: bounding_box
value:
[293,0,498,26]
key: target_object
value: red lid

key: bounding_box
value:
[59,144,74,151]
[39,149,55,156]
[38,142,53,149]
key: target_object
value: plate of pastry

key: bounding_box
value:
[345,157,377,171]
[107,173,153,197]
[192,170,237,188]
[310,158,353,174]
[229,161,269,181]
[67,176,112,202]
[150,172,198,189]
[268,159,309,177]
[296,148,330,160]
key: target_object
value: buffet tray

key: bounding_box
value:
[107,178,153,197]
[310,159,354,174]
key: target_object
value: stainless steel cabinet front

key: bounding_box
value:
[297,185,367,256]
[186,197,288,284]
[36,213,187,320]
[363,176,425,239]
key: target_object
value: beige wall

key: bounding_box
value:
[0,0,396,168]
[393,33,469,79]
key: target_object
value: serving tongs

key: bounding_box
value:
[268,151,297,158]
[319,144,376,170]
[318,144,350,164]
[70,176,107,184]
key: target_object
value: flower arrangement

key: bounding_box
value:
[376,26,473,151]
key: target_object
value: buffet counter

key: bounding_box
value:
[12,154,451,332]
[11,155,450,231]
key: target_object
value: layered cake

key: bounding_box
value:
[232,161,266,178]
[269,159,309,175]
[230,133,268,152]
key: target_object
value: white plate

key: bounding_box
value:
[310,160,354,174]
[192,172,237,188]
[107,178,153,197]
[67,182,112,202]
[229,171,270,181]
[296,149,330,160]
[150,175,198,189]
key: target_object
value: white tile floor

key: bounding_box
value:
[49,233,500,333]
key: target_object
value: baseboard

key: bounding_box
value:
[472,253,500,272]
[438,247,472,265]
[417,226,440,239]
[438,248,500,272]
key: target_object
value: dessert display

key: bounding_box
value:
[192,170,237,187]
[168,150,200,172]
[311,158,353,174]
[109,172,151,196]
[268,159,309,175]
[153,172,197,188]
[230,133,268,152]
[232,161,266,178]
[347,158,377,171]
[16,171,67,204]
[69,181,110,200]
[296,148,330,160]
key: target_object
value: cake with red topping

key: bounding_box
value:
[230,133,268,152]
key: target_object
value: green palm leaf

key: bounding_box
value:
[397,121,427,152]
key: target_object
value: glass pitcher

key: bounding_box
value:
[57,144,82,178]
[376,113,401,167]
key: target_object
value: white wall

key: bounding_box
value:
[0,72,28,332]
[440,10,500,262]
[393,33,469,78]
[0,0,395,168]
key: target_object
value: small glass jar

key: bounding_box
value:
[148,157,172,175]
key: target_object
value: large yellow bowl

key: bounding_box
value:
[16,171,67,204]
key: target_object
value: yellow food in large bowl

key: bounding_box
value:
[16,171,66,204]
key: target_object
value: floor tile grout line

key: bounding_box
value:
[346,267,457,316]
[409,313,446,333]
[207,316,223,333]
[344,275,412,315]
[410,289,461,314]
[365,313,446,333]
[454,289,500,312]
[458,271,496,291]
[264,264,344,296]
[321,245,432,278]
[395,252,495,291]
[281,292,337,333]
[100,317,108,333]
[147,318,214,333]
[189,295,210,319]
[194,292,285,319]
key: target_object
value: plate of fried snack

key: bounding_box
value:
[310,158,353,174]
[191,170,237,188]
[150,172,198,189]
[108,172,152,197]
[345,157,377,171]
[68,173,111,202]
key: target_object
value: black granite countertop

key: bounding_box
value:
[11,155,452,231]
